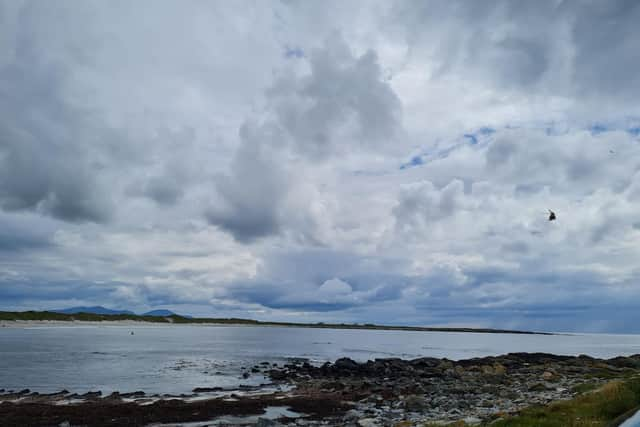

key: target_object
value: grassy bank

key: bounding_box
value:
[0,310,550,335]
[487,377,640,426]
[426,377,640,427]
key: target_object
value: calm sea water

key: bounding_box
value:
[2,325,640,395]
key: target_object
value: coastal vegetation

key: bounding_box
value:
[486,376,640,426]
[0,310,549,335]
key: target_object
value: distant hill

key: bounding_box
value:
[0,310,552,335]
[142,309,176,317]
[51,306,135,316]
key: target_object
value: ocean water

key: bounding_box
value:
[1,324,640,395]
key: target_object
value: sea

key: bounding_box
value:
[2,324,640,395]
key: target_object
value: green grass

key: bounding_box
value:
[0,310,549,334]
[487,378,640,427]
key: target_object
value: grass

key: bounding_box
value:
[0,310,549,334]
[486,377,640,427]
[400,378,640,427]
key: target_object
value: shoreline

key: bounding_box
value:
[0,318,553,335]
[3,352,640,426]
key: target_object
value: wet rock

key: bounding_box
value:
[256,418,279,427]
[528,382,549,392]
[357,418,379,427]
[81,391,102,399]
[344,409,363,421]
[192,387,224,393]
[269,370,288,380]
[104,392,122,401]
[242,372,250,379]
[121,391,145,398]
[334,358,359,371]
[403,394,428,411]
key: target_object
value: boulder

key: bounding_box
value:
[334,357,360,371]
[403,394,428,411]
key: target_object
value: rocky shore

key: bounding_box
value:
[2,352,640,426]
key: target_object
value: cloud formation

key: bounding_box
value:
[2,0,640,332]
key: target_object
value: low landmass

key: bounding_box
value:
[0,310,552,335]
[2,352,640,426]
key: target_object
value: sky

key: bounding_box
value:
[2,1,640,333]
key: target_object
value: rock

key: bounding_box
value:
[481,365,494,375]
[463,416,482,425]
[409,357,440,368]
[335,357,360,371]
[357,418,379,427]
[344,409,363,421]
[81,391,102,399]
[256,418,278,427]
[528,382,548,392]
[403,394,428,411]
[438,360,454,370]
[120,391,145,398]
[242,372,250,379]
[269,370,288,380]
[493,363,507,376]
[192,387,224,393]
[480,400,493,408]
[58,422,71,427]
[542,371,556,381]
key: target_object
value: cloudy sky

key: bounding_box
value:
[2,0,640,332]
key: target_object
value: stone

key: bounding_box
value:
[493,363,507,376]
[192,387,223,393]
[403,394,428,411]
[335,358,360,370]
[528,382,548,392]
[344,409,363,421]
[542,371,556,381]
[256,418,278,427]
[358,418,379,427]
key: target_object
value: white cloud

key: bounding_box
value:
[2,1,640,332]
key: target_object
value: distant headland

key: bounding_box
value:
[0,308,552,335]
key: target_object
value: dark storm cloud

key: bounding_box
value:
[0,278,120,306]
[570,0,640,100]
[389,0,640,105]
[0,230,51,252]
[0,4,112,223]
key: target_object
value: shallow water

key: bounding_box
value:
[621,410,640,426]
[1,324,640,394]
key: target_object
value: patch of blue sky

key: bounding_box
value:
[478,127,495,135]
[463,126,496,146]
[284,45,304,59]
[463,134,478,145]
[628,127,640,136]
[590,123,608,135]
[400,155,425,170]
